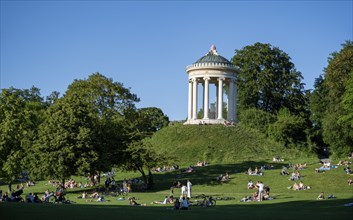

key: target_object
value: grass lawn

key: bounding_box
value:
[0,197,352,220]
[1,156,352,220]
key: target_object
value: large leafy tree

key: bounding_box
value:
[33,73,140,184]
[231,42,307,115]
[33,95,98,185]
[319,41,353,157]
[308,75,329,155]
[122,107,169,189]
[340,71,353,127]
[0,87,45,192]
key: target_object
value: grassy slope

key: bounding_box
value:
[0,124,352,219]
[148,123,306,165]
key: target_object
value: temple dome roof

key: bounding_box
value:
[194,45,232,65]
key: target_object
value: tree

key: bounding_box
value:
[32,73,140,184]
[238,108,276,135]
[122,140,169,190]
[33,95,98,185]
[340,71,353,127]
[268,108,308,148]
[320,41,353,157]
[135,107,169,136]
[121,107,169,189]
[0,87,45,192]
[64,73,140,176]
[308,75,329,155]
[231,42,307,115]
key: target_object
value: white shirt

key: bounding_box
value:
[257,183,264,192]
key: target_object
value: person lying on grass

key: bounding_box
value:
[152,196,169,204]
[129,197,146,206]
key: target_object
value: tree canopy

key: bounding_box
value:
[31,73,141,183]
[319,41,353,157]
[231,42,307,115]
[0,87,45,191]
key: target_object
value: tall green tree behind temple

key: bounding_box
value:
[231,43,310,149]
[231,42,307,115]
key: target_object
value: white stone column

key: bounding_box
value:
[217,78,224,120]
[192,78,198,120]
[188,79,193,120]
[203,77,210,119]
[228,78,235,121]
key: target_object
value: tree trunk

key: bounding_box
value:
[147,170,154,189]
[138,167,147,186]
[98,171,101,185]
[7,181,12,193]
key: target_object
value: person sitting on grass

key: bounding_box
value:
[33,193,41,203]
[317,192,325,200]
[26,193,34,203]
[217,173,230,182]
[174,198,180,210]
[299,181,305,190]
[77,191,88,199]
[90,190,100,199]
[42,190,53,202]
[347,178,352,185]
[344,166,352,174]
[180,197,189,210]
[168,195,174,204]
[289,171,301,180]
[252,190,259,201]
[280,166,289,175]
[247,180,255,189]
[293,182,300,191]
[129,197,146,206]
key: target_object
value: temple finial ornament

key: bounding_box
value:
[210,45,218,55]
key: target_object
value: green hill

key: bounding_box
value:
[148,123,310,165]
[1,123,352,220]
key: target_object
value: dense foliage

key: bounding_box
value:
[0,87,46,191]
[231,42,307,115]
[0,73,169,189]
[231,42,311,150]
[310,41,353,157]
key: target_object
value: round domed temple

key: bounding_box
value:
[184,45,238,125]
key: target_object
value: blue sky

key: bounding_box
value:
[1,0,352,120]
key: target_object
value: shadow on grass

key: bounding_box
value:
[0,197,352,220]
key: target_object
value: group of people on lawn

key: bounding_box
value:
[2,154,352,206]
[129,179,193,209]
[242,180,271,202]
